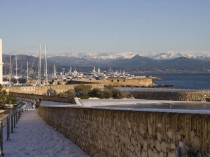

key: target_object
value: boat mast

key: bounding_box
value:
[9,54,12,86]
[53,64,57,78]
[15,55,18,78]
[44,43,48,84]
[4,61,6,76]
[27,61,29,83]
[38,43,42,84]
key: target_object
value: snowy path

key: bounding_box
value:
[3,110,89,157]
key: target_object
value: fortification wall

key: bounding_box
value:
[7,84,104,95]
[11,93,75,103]
[38,106,210,157]
[103,78,153,87]
[71,78,153,87]
[131,91,210,101]
[7,84,210,101]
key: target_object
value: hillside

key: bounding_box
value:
[3,54,210,74]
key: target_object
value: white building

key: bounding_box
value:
[0,39,3,85]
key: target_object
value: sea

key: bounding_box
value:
[147,73,210,90]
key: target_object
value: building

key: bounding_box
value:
[0,39,3,85]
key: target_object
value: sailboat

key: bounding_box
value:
[12,55,23,86]
[43,43,49,85]
[13,55,19,80]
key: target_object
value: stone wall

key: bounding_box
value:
[11,93,75,103]
[7,84,104,95]
[71,78,153,87]
[102,78,153,87]
[38,106,210,157]
[131,91,210,101]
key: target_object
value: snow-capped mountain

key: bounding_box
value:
[46,51,210,60]
[3,53,210,73]
[84,52,137,59]
[47,51,137,59]
[152,51,187,60]
[152,51,210,60]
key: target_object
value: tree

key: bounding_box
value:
[5,93,17,104]
[89,88,104,99]
[103,91,112,99]
[74,84,92,99]
[0,84,3,91]
[0,85,7,108]
[123,92,133,98]
[0,84,17,108]
[111,89,124,99]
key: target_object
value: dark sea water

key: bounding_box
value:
[148,73,210,89]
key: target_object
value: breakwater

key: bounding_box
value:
[38,106,210,157]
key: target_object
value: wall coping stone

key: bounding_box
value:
[40,105,210,115]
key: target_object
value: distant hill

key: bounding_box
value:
[3,54,210,74]
[3,54,57,75]
[48,55,210,73]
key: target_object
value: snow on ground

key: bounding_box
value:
[3,109,89,157]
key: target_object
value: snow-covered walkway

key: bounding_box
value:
[3,110,89,157]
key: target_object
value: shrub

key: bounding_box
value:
[0,85,7,107]
[89,88,104,98]
[88,88,133,99]
[74,84,92,93]
[123,92,133,98]
[103,91,112,99]
[105,84,113,91]
[88,88,101,97]
[74,84,91,99]
[65,90,75,97]
[5,93,17,104]
[0,85,17,108]
[111,89,124,99]
[77,93,90,99]
[59,90,75,97]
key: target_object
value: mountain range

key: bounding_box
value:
[2,52,210,74]
[152,52,210,60]
[47,51,210,60]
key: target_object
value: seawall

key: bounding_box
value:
[38,106,210,157]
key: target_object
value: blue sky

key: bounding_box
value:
[0,0,210,55]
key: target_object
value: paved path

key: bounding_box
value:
[3,109,89,157]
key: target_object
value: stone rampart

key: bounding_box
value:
[7,84,104,95]
[11,93,75,103]
[38,106,210,157]
[71,78,153,87]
